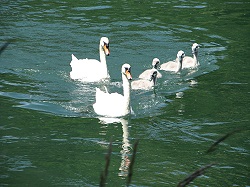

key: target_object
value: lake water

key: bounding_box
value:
[1,0,249,186]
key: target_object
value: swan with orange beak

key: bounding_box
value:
[93,64,133,117]
[70,37,110,82]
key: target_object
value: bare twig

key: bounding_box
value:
[127,139,139,186]
[100,140,112,187]
[177,163,215,187]
[0,39,14,55]
[206,129,242,153]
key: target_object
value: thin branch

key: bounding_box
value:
[0,39,14,55]
[100,140,112,187]
[206,129,242,153]
[177,163,215,187]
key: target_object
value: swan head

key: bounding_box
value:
[100,37,110,56]
[192,43,199,54]
[121,63,132,80]
[177,50,185,62]
[152,58,160,69]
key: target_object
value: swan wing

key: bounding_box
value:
[182,56,195,68]
[131,79,151,90]
[70,55,109,81]
[138,69,151,79]
[157,70,162,78]
[160,61,177,71]
[139,69,162,79]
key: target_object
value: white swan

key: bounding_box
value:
[131,69,157,90]
[139,58,162,79]
[93,64,133,117]
[182,43,199,69]
[160,50,185,73]
[70,37,110,82]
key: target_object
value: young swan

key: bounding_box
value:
[182,43,199,69]
[70,37,110,82]
[93,64,133,117]
[131,69,158,90]
[160,50,185,73]
[139,58,162,79]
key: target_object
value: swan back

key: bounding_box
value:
[132,69,157,90]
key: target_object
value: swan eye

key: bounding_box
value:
[104,42,109,48]
[125,67,131,72]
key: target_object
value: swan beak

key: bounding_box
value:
[125,70,132,80]
[103,44,110,56]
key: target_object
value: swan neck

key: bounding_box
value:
[176,57,183,73]
[99,45,108,74]
[122,74,131,114]
[149,75,157,86]
[152,77,157,86]
[193,52,198,65]
[99,45,107,63]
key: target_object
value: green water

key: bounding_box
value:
[1,0,249,186]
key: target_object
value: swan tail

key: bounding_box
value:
[104,86,109,93]
[71,54,78,61]
[95,87,108,105]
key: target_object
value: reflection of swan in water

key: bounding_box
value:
[98,117,131,177]
[118,118,131,177]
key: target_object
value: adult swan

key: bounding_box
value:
[93,64,133,117]
[70,37,110,82]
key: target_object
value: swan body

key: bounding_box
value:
[70,37,110,82]
[160,50,185,73]
[182,43,199,69]
[132,69,157,90]
[93,64,133,117]
[139,58,162,79]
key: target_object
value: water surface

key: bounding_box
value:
[1,0,249,186]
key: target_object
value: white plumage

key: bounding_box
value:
[182,43,199,69]
[93,64,133,117]
[139,58,162,79]
[70,37,110,82]
[160,50,185,73]
[132,69,158,90]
